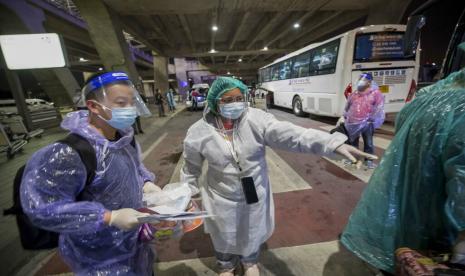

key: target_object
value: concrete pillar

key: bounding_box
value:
[73,0,142,86]
[153,55,169,93]
[365,0,413,25]
[0,0,79,107]
[174,57,189,98]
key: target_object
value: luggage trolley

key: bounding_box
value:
[0,113,44,141]
[0,123,27,159]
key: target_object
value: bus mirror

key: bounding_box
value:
[403,15,426,57]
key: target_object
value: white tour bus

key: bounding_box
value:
[258,24,420,117]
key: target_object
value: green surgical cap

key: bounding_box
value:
[207,77,248,114]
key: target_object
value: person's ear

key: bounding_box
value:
[86,100,102,115]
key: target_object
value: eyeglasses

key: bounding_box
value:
[218,95,245,104]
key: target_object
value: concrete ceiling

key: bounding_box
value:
[104,0,398,76]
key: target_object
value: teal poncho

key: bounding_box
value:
[341,68,465,272]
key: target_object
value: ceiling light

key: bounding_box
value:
[209,49,217,53]
[227,71,231,75]
[238,58,242,62]
[263,46,269,51]
[293,23,300,29]
[79,57,88,62]
[212,25,218,31]
[98,67,103,71]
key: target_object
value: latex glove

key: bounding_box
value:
[452,240,465,264]
[336,116,345,127]
[109,208,148,231]
[335,144,378,163]
[143,181,162,194]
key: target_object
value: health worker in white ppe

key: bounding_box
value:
[181,77,377,276]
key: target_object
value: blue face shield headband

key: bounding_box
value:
[82,72,132,96]
[82,71,152,118]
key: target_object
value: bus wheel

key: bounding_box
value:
[293,96,305,117]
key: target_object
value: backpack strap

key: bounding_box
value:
[130,136,136,148]
[57,133,97,195]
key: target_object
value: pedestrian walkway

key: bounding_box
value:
[13,100,388,276]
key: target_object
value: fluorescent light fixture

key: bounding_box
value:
[293,23,300,29]
[212,25,218,31]
[0,33,67,70]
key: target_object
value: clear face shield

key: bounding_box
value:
[356,74,376,92]
[82,72,151,117]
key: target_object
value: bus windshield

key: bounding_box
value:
[354,32,414,62]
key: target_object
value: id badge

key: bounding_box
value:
[241,176,259,204]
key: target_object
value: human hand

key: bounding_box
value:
[143,181,162,194]
[109,208,148,231]
[452,239,465,264]
[335,144,378,163]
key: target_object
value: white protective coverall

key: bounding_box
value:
[181,107,347,256]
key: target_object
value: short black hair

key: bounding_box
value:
[84,71,109,101]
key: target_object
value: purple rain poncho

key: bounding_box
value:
[20,110,155,275]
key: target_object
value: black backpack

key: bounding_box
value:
[3,133,97,250]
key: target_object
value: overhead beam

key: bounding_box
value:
[178,14,196,51]
[70,60,102,66]
[293,10,367,47]
[143,15,174,47]
[265,0,330,47]
[205,61,269,71]
[245,12,289,50]
[244,0,300,50]
[210,1,220,51]
[229,12,251,50]
[119,15,165,55]
[165,48,292,58]
[281,10,345,48]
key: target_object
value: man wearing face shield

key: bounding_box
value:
[20,71,163,275]
[181,77,377,276]
[338,73,385,169]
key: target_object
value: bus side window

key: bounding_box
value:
[271,63,280,81]
[292,52,310,78]
[309,39,340,76]
[279,59,293,80]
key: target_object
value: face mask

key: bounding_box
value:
[219,102,246,120]
[357,80,369,92]
[93,101,137,130]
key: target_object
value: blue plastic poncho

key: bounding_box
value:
[343,86,385,140]
[341,68,465,273]
[206,77,248,114]
[20,110,155,275]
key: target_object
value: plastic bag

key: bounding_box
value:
[143,182,192,211]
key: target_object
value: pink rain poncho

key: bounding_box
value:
[20,110,155,275]
[343,87,385,140]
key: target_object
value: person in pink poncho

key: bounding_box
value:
[338,73,385,169]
